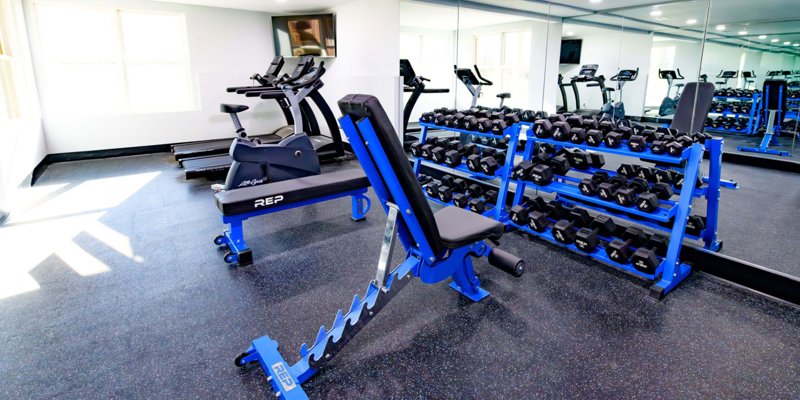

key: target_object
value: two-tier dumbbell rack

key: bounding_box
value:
[508,123,725,299]
[707,91,761,135]
[412,122,522,221]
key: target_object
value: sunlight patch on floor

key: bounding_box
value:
[0,171,160,299]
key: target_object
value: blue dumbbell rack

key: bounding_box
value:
[412,120,726,299]
[707,92,761,135]
[413,122,522,221]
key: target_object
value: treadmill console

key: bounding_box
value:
[719,70,738,78]
[573,64,599,81]
[658,69,684,80]
[400,59,416,86]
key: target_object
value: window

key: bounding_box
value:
[473,30,531,106]
[34,2,193,116]
[0,0,20,121]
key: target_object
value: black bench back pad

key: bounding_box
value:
[338,94,444,256]
[670,82,714,134]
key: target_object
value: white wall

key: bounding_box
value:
[558,26,653,117]
[24,0,282,154]
[320,0,400,134]
[0,0,47,219]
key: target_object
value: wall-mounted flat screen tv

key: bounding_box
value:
[272,14,336,57]
[560,39,582,64]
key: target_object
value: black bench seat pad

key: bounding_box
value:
[434,206,504,249]
[215,168,370,216]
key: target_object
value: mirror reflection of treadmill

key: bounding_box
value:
[400,59,450,148]
[568,64,608,117]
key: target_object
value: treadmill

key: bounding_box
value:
[172,56,297,161]
[569,64,608,117]
[181,60,346,180]
[400,59,449,147]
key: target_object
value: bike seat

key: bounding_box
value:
[496,92,511,99]
[220,104,249,114]
[434,206,504,249]
[603,88,615,92]
[676,84,685,88]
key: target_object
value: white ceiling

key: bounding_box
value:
[149,0,353,13]
[458,0,800,56]
[400,1,531,30]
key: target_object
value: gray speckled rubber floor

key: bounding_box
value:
[0,153,798,399]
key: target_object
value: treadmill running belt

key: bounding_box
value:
[173,133,285,161]
[182,155,233,180]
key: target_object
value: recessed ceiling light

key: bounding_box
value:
[758,35,767,39]
[590,0,602,3]
[716,24,726,31]
[772,38,780,43]
[738,30,748,35]
[794,44,800,47]
[566,31,575,36]
[784,41,791,45]
[650,10,662,17]
[686,19,697,25]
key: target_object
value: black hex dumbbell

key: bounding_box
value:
[512,160,535,180]
[476,118,493,132]
[552,121,572,141]
[529,163,554,186]
[617,164,640,179]
[480,154,501,175]
[579,129,599,147]
[603,131,623,148]
[533,119,554,138]
[579,171,610,196]
[527,201,568,232]
[569,127,587,144]
[685,215,706,236]
[606,227,647,264]
[614,177,650,206]
[627,134,648,152]
[575,215,617,253]
[636,182,674,213]
[425,180,441,198]
[453,192,470,208]
[462,115,479,130]
[491,119,508,135]
[509,197,546,226]
[466,154,482,172]
[430,146,447,164]
[410,142,424,157]
[551,207,592,244]
[598,175,628,201]
[631,234,670,275]
[548,155,571,176]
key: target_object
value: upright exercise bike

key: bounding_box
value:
[216,63,330,191]
[601,68,638,121]
[658,68,685,116]
[453,65,510,108]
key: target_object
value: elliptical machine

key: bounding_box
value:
[601,68,638,121]
[658,68,685,117]
[217,63,329,191]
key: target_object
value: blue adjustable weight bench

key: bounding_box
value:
[214,168,371,265]
[233,94,526,399]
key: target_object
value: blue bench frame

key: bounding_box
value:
[234,98,510,399]
[216,190,370,266]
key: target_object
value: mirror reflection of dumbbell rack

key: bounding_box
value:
[706,89,761,135]
[507,120,726,300]
[412,121,522,221]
